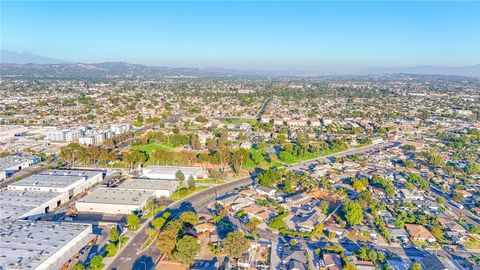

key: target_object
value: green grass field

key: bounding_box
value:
[171,186,209,200]
[129,142,175,154]
[221,118,258,125]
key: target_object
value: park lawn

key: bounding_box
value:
[244,148,273,169]
[196,179,227,184]
[172,186,208,200]
[129,142,175,154]
[221,118,258,125]
[280,147,343,165]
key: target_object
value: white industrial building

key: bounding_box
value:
[1,170,103,221]
[0,155,36,181]
[8,170,103,198]
[76,188,154,215]
[0,189,68,221]
[119,178,179,198]
[0,220,94,270]
[142,165,208,180]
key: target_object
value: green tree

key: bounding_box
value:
[452,192,464,202]
[343,201,364,226]
[258,168,280,187]
[108,226,120,243]
[152,217,167,230]
[319,200,330,214]
[352,179,366,191]
[156,220,183,258]
[410,262,422,270]
[127,213,140,231]
[368,249,378,264]
[223,232,250,258]
[176,170,185,186]
[466,161,480,175]
[89,255,104,270]
[179,211,199,225]
[358,246,369,260]
[105,243,119,257]
[436,197,445,205]
[187,175,196,190]
[269,214,287,229]
[74,262,85,270]
[173,236,201,265]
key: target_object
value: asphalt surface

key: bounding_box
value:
[108,141,398,270]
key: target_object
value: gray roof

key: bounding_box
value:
[0,220,92,269]
[119,178,178,192]
[9,174,85,189]
[0,155,32,171]
[77,188,154,206]
[9,170,102,189]
[39,169,102,179]
[143,166,203,175]
[0,189,61,221]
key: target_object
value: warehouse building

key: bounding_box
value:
[142,165,208,180]
[119,178,179,198]
[76,188,154,214]
[0,220,94,270]
[0,189,68,221]
[8,170,103,198]
[0,155,40,181]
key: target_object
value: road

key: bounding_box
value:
[108,177,253,270]
[107,141,399,270]
[256,98,270,120]
[287,141,397,171]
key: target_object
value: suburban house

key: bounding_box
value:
[322,253,342,270]
[405,224,436,243]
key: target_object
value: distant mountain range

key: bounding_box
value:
[0,50,71,64]
[1,50,479,78]
[363,65,480,77]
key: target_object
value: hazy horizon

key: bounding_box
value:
[2,1,479,71]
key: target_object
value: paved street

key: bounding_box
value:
[107,142,398,270]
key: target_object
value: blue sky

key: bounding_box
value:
[1,1,479,70]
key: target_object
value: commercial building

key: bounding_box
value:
[1,170,103,221]
[111,124,131,135]
[119,178,178,198]
[0,220,94,270]
[142,165,208,180]
[76,188,154,214]
[0,155,41,181]
[0,189,68,221]
[8,170,103,198]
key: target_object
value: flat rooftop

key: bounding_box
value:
[0,155,31,171]
[38,169,103,179]
[143,165,203,175]
[8,174,85,189]
[0,189,61,221]
[119,178,178,192]
[77,188,153,206]
[0,220,92,269]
